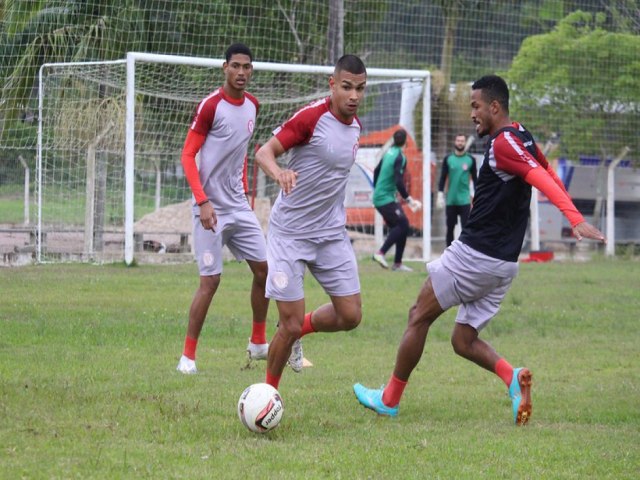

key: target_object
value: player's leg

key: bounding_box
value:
[265,299,305,389]
[178,214,224,374]
[310,231,362,334]
[225,211,270,360]
[390,209,410,270]
[458,204,471,228]
[450,271,532,425]
[353,276,444,416]
[372,203,396,268]
[246,259,269,360]
[263,231,309,382]
[392,277,444,380]
[445,205,457,247]
[310,293,362,333]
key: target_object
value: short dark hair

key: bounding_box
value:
[334,54,367,76]
[393,129,407,147]
[225,43,253,63]
[472,75,509,113]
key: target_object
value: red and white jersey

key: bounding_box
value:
[270,97,361,238]
[189,88,259,213]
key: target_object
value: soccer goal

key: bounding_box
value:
[37,53,431,264]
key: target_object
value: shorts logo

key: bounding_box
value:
[248,119,254,133]
[202,251,214,266]
[272,271,289,289]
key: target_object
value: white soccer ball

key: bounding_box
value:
[237,383,284,433]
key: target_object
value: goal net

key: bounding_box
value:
[37,53,431,264]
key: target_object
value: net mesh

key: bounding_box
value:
[36,57,427,262]
[1,1,639,262]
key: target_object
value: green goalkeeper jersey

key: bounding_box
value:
[372,145,408,207]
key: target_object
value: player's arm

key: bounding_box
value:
[495,134,605,243]
[436,156,449,208]
[181,129,207,204]
[255,137,298,195]
[533,143,570,195]
[181,130,217,231]
[524,168,604,242]
[438,156,449,193]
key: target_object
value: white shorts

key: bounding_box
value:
[426,240,519,331]
[266,230,360,302]
[193,209,267,276]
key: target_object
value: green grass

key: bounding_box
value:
[1,259,638,479]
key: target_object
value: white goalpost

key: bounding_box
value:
[124,52,432,265]
[37,52,431,264]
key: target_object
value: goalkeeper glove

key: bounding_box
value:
[406,196,422,213]
[436,191,445,209]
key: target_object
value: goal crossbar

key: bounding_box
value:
[124,52,432,265]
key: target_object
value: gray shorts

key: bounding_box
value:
[426,240,519,331]
[193,209,267,276]
[266,230,360,302]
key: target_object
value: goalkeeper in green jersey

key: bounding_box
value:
[371,128,421,272]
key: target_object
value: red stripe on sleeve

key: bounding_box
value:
[181,130,208,205]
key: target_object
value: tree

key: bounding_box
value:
[508,10,640,162]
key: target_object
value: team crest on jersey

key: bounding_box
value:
[248,119,254,133]
[352,142,359,160]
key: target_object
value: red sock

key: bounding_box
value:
[183,336,197,360]
[300,311,315,337]
[382,374,407,407]
[494,358,514,387]
[266,371,281,390]
[250,321,267,344]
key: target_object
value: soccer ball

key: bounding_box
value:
[237,383,284,433]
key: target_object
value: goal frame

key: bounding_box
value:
[124,51,432,265]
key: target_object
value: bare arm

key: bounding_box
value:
[255,136,298,195]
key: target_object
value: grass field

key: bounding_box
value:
[1,258,638,479]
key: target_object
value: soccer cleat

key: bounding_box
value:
[176,355,198,374]
[391,263,413,272]
[509,367,532,425]
[372,253,389,269]
[353,383,399,417]
[288,338,304,373]
[246,341,269,361]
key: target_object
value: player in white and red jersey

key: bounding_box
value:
[176,43,270,374]
[354,75,605,425]
[255,54,367,389]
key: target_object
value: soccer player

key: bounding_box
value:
[176,43,269,374]
[354,75,606,424]
[371,128,421,272]
[437,134,478,247]
[255,54,367,389]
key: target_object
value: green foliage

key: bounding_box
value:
[0,259,638,478]
[508,10,640,160]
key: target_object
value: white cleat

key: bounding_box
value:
[247,341,269,361]
[392,263,413,272]
[372,253,389,269]
[288,339,304,373]
[176,355,198,374]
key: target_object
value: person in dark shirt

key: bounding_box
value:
[354,74,605,425]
